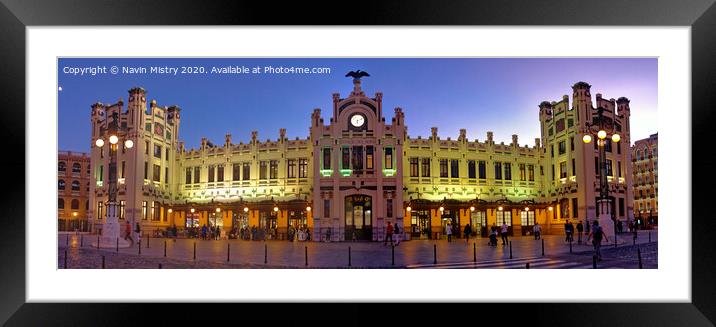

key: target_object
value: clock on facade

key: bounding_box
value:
[350,114,365,127]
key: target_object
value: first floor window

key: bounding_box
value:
[468,160,476,179]
[619,198,625,217]
[270,160,278,179]
[58,198,64,209]
[421,158,431,177]
[494,162,502,180]
[97,202,104,220]
[440,159,448,178]
[119,200,125,219]
[366,146,374,170]
[233,163,241,181]
[409,158,419,177]
[153,164,161,182]
[528,164,535,181]
[165,167,169,184]
[58,179,65,190]
[194,166,201,183]
[322,148,331,170]
[342,147,350,170]
[151,201,159,221]
[208,165,215,182]
[323,199,330,218]
[560,198,569,218]
[572,198,578,218]
[387,199,393,217]
[519,164,526,181]
[605,159,613,177]
[259,161,267,179]
[384,147,393,170]
[243,163,251,180]
[504,163,511,180]
[71,199,79,209]
[287,159,296,178]
[299,159,308,178]
[142,201,148,220]
[496,211,512,226]
[217,165,224,182]
[144,162,148,180]
[520,211,535,226]
[450,159,459,178]
[471,211,486,228]
[560,161,567,179]
[478,161,486,179]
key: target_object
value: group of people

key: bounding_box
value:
[383,222,401,246]
[288,225,311,242]
[487,223,510,246]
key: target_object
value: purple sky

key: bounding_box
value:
[58,58,657,153]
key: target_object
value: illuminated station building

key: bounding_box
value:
[88,79,634,241]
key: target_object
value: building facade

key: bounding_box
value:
[631,133,658,227]
[87,79,634,241]
[58,151,91,231]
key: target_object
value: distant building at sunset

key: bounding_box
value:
[631,133,658,228]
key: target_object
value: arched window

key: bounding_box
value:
[71,180,80,191]
[58,198,64,209]
[72,163,81,173]
[58,180,65,190]
[635,150,641,161]
[58,162,66,172]
[644,147,649,158]
[85,200,89,210]
[71,199,79,210]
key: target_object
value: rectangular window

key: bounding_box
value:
[519,164,526,180]
[605,159,613,176]
[440,159,448,178]
[617,161,622,178]
[559,161,567,179]
[208,165,215,182]
[478,161,486,179]
[186,168,192,184]
[323,199,330,218]
[450,159,459,178]
[570,137,575,151]
[410,158,419,177]
[384,147,393,170]
[165,167,169,184]
[142,201,148,220]
[270,160,278,179]
[561,198,570,218]
[260,161,267,179]
[144,162,148,180]
[97,202,104,220]
[528,164,535,181]
[153,164,161,182]
[496,211,512,226]
[520,211,535,226]
[352,146,364,171]
[617,142,621,154]
[555,119,565,133]
[154,144,162,158]
[551,145,554,157]
[233,163,241,181]
[217,165,224,182]
[494,162,502,180]
[119,200,125,220]
[299,159,308,178]
[243,163,250,180]
[121,161,126,178]
[323,148,332,170]
[504,163,511,180]
[194,166,200,183]
[468,160,476,179]
[572,159,576,176]
[551,164,555,181]
[572,198,578,218]
[342,147,350,170]
[151,201,159,221]
[145,141,149,155]
[605,141,612,153]
[421,158,431,177]
[287,159,296,178]
[619,198,625,217]
[166,148,170,161]
[540,165,544,176]
[366,146,374,170]
[387,199,393,218]
[558,141,566,155]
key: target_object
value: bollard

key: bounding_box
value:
[473,243,476,262]
[391,245,395,266]
[159,263,162,269]
[147,235,150,248]
[305,246,308,267]
[569,239,573,254]
[433,244,437,264]
[97,235,100,249]
[348,247,352,267]
[593,255,597,269]
[633,233,637,245]
[541,239,545,256]
[526,262,530,269]
[116,238,119,252]
[80,235,83,247]
[193,242,196,260]
[264,244,267,264]
[164,240,167,257]
[101,255,105,269]
[64,250,67,269]
[66,235,69,246]
[509,241,513,259]
[227,243,230,262]
[649,232,651,243]
[138,241,141,255]
[638,247,643,269]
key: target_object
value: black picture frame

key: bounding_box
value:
[1,0,714,325]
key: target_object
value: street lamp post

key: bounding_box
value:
[94,111,134,248]
[582,107,621,247]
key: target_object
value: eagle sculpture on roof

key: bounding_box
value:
[345,70,370,79]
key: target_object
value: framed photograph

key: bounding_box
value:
[1,0,714,325]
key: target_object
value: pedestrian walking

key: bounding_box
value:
[587,220,608,261]
[446,222,453,242]
[124,220,134,245]
[564,220,574,243]
[384,222,394,246]
[201,224,208,240]
[134,222,141,245]
[488,225,498,246]
[500,223,509,246]
[576,221,584,244]
[464,224,472,243]
[394,223,401,246]
[533,222,541,240]
[585,219,590,235]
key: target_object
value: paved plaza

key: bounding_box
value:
[58,230,657,269]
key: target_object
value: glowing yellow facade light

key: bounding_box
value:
[470,206,475,212]
[72,212,78,217]
[124,139,134,149]
[498,206,503,211]
[548,206,553,211]
[306,206,311,212]
[611,134,621,143]
[190,208,195,213]
[216,208,221,213]
[167,209,172,214]
[582,135,592,144]
[109,135,119,144]
[243,207,249,212]
[597,130,607,140]
[439,206,444,212]
[95,138,105,147]
[406,206,412,212]
[273,206,279,212]
[525,207,529,211]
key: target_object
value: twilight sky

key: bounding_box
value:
[58,58,657,153]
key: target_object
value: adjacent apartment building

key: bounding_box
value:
[631,133,658,228]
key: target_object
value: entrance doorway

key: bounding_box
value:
[345,195,372,240]
[470,210,487,237]
[410,209,431,239]
[520,210,535,236]
[440,209,459,239]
